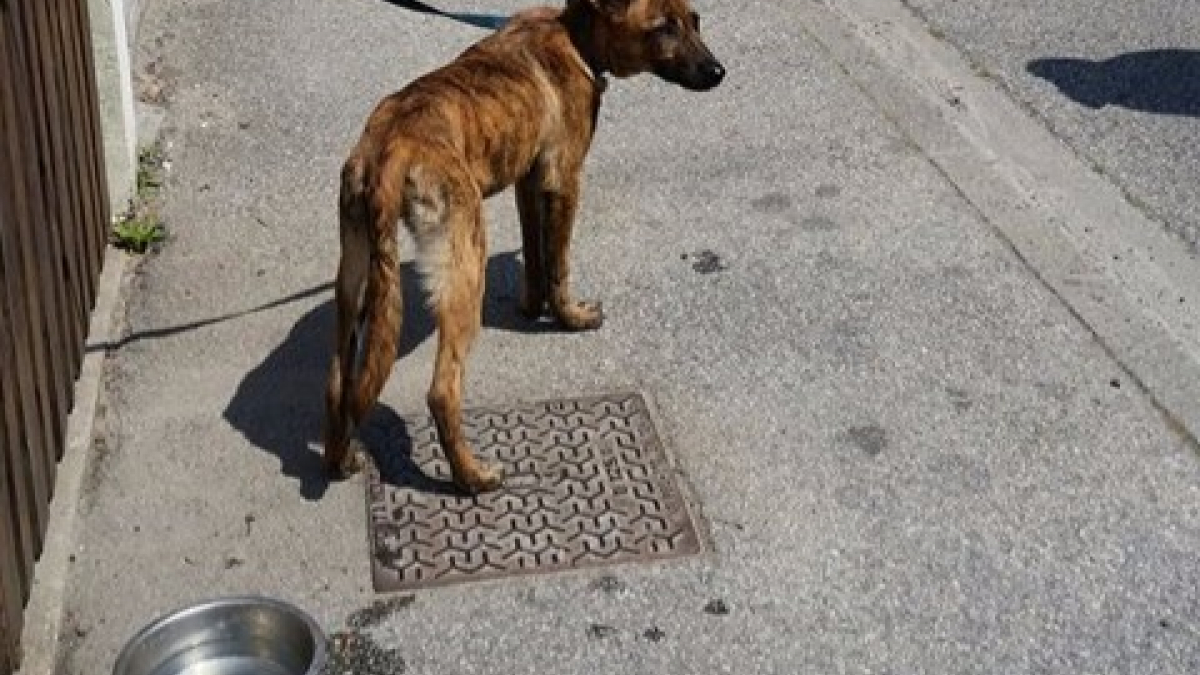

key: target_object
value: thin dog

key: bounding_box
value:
[324,0,724,493]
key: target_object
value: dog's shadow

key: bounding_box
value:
[223,250,550,500]
[358,406,465,497]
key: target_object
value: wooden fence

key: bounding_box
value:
[0,0,110,670]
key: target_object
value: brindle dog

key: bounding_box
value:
[324,0,724,493]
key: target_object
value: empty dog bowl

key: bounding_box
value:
[112,596,327,675]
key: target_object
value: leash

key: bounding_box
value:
[379,0,455,19]
[379,0,603,86]
[377,0,508,30]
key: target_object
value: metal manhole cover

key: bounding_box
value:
[365,393,703,592]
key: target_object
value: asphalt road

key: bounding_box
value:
[28,1,1200,674]
[902,0,1200,251]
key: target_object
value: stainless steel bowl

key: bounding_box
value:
[112,596,327,675]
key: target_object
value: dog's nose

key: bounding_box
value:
[701,60,725,86]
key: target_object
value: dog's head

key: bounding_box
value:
[572,0,725,91]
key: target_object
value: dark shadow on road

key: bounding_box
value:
[225,250,560,499]
[1028,50,1200,117]
[360,406,462,496]
[377,0,508,31]
[223,298,335,500]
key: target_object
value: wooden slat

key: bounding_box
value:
[45,0,91,340]
[19,0,72,475]
[0,1,50,578]
[1,180,30,675]
[0,18,30,671]
[47,0,87,318]
[0,383,26,674]
[50,0,88,411]
[0,207,38,600]
[73,0,113,268]
[0,594,16,674]
[58,0,102,317]
[6,0,59,526]
[42,0,87,358]
[72,0,112,275]
[0,251,29,597]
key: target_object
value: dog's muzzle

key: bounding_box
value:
[693,58,726,90]
[661,56,726,92]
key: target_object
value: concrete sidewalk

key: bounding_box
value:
[23,0,1200,673]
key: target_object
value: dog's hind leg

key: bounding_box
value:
[413,175,502,494]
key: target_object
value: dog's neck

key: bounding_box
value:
[559,3,608,92]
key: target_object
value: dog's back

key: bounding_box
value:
[347,8,597,200]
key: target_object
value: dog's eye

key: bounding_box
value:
[650,19,679,38]
[689,12,700,30]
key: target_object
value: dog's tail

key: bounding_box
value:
[323,154,401,475]
[352,194,402,422]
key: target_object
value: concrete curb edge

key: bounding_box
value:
[16,247,130,675]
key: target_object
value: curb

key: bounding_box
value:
[16,247,130,675]
[805,0,1200,448]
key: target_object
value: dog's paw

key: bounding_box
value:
[325,439,367,479]
[452,461,504,495]
[555,300,604,331]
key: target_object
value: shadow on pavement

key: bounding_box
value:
[225,250,556,500]
[360,406,463,496]
[1028,50,1200,117]
[223,297,335,500]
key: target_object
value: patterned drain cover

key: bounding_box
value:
[366,393,703,592]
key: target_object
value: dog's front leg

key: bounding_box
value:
[543,177,604,330]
